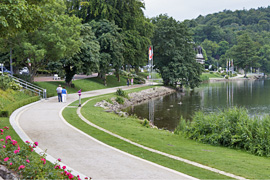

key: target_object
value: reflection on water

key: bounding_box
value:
[124,80,270,131]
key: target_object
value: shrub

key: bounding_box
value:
[175,107,270,156]
[9,81,22,91]
[0,96,40,117]
[116,88,127,97]
[0,75,12,90]
[141,119,150,128]
[115,96,124,104]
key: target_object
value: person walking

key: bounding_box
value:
[56,85,62,102]
[62,87,67,102]
[131,78,134,86]
[127,78,130,86]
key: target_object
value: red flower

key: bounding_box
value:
[26,159,30,163]
[34,142,38,146]
[58,158,61,162]
[4,157,9,162]
[62,166,66,169]
[0,129,3,132]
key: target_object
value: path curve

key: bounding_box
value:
[10,84,197,180]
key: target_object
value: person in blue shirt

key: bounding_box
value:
[62,87,67,102]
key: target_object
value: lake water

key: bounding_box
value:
[124,79,270,131]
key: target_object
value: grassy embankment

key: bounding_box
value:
[63,86,270,180]
[34,75,129,97]
[200,73,224,81]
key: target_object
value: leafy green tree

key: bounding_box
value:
[230,33,260,76]
[65,0,153,74]
[0,0,55,38]
[62,23,100,85]
[201,39,219,60]
[11,1,82,82]
[151,14,203,88]
[259,45,270,75]
[89,20,124,84]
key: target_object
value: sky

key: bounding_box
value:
[143,0,270,21]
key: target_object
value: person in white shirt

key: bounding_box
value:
[56,85,62,102]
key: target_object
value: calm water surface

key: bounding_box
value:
[125,79,270,131]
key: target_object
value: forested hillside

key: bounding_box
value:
[184,6,270,74]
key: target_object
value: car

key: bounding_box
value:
[0,67,11,74]
[19,67,29,75]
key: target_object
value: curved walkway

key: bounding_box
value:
[10,84,197,180]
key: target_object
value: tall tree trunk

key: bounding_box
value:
[115,69,120,82]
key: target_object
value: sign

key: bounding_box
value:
[149,46,153,61]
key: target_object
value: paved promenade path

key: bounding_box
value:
[10,84,198,180]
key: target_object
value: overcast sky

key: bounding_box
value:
[143,0,270,21]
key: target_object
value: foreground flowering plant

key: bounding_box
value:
[0,126,91,179]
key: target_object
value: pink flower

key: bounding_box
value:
[4,126,9,130]
[3,145,6,148]
[68,174,74,179]
[14,150,19,154]
[26,159,30,163]
[12,140,17,145]
[33,145,36,148]
[41,158,46,164]
[18,165,25,170]
[25,141,30,144]
[4,157,9,162]
[1,133,3,135]
[5,136,11,140]
[78,178,81,180]
[9,162,12,166]
[34,142,38,146]
[58,158,61,162]
[62,166,66,169]
[0,139,3,141]
[0,129,3,132]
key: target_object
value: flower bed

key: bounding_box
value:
[0,126,91,179]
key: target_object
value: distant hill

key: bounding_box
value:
[183,6,270,72]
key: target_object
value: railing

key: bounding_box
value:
[8,75,47,99]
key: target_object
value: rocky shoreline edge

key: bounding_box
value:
[95,86,176,118]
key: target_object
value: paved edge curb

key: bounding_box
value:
[9,99,88,179]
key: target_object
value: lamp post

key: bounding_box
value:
[78,89,82,107]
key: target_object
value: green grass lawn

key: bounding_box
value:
[34,75,128,97]
[200,73,224,81]
[62,88,270,180]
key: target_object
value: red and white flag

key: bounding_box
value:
[149,46,153,61]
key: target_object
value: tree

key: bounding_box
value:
[89,20,124,84]
[65,0,154,74]
[61,24,100,85]
[259,45,270,75]
[230,33,260,76]
[0,0,55,38]
[11,1,82,82]
[151,14,203,89]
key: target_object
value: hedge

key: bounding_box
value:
[0,96,40,117]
